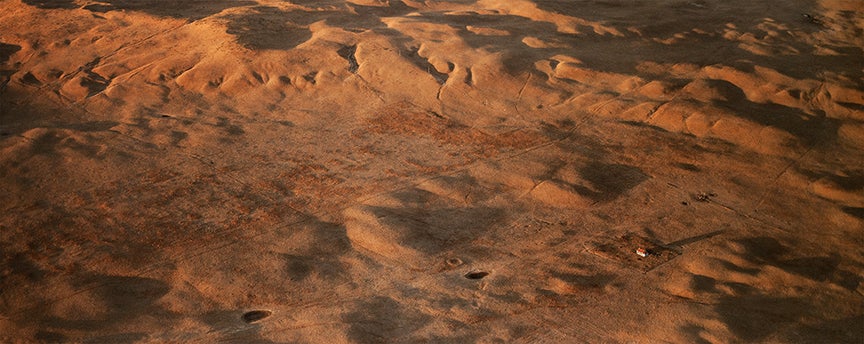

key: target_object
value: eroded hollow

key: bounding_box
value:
[464,271,489,280]
[446,258,463,267]
[242,310,272,323]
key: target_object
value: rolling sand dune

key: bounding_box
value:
[1,0,862,342]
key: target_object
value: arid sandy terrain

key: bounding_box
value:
[1,0,863,342]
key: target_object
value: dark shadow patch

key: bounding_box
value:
[226,6,313,50]
[218,335,277,344]
[1,70,15,92]
[717,259,761,275]
[170,131,188,145]
[836,101,864,112]
[359,184,506,260]
[666,230,724,247]
[618,120,670,132]
[714,295,811,342]
[734,237,856,289]
[35,0,212,17]
[418,12,562,76]
[216,117,245,135]
[58,120,119,132]
[82,3,114,13]
[577,162,649,202]
[223,2,414,51]
[434,174,495,203]
[404,46,449,85]
[679,324,713,344]
[775,256,839,282]
[841,206,864,220]
[673,162,701,172]
[225,7,312,50]
[20,0,863,87]
[302,71,317,85]
[251,71,264,84]
[34,331,67,342]
[83,0,256,20]
[337,44,359,73]
[66,139,104,159]
[797,169,864,203]
[20,72,41,86]
[4,129,100,158]
[201,310,239,329]
[735,236,787,262]
[686,79,747,103]
[586,233,680,272]
[551,272,616,289]
[79,71,110,97]
[366,204,505,256]
[208,76,224,88]
[823,170,864,192]
[38,275,172,332]
[389,187,436,204]
[11,126,113,158]
[721,281,756,296]
[344,296,432,343]
[490,291,526,306]
[3,252,46,282]
[83,333,147,344]
[702,274,861,343]
[201,310,277,343]
[540,122,576,141]
[347,0,416,30]
[269,217,353,285]
[27,130,65,155]
[504,2,863,81]
[690,274,718,293]
[292,0,419,26]
[0,43,21,64]
[281,254,312,281]
[791,315,864,343]
[21,0,77,9]
[305,217,354,254]
[718,95,840,146]
[287,0,332,9]
[87,275,170,314]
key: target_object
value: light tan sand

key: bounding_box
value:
[1,0,863,342]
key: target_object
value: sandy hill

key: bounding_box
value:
[1,0,862,342]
